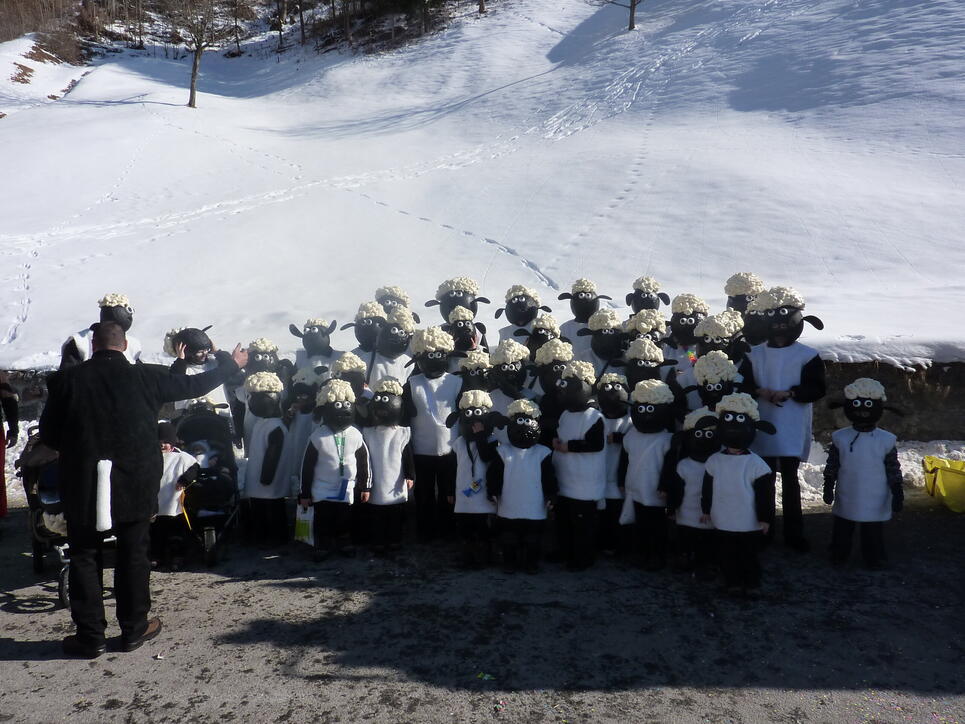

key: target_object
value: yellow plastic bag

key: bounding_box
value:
[921,456,965,513]
[294,504,315,545]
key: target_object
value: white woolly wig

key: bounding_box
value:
[844,378,887,401]
[490,339,529,365]
[292,366,324,387]
[316,378,356,406]
[671,294,710,316]
[625,337,664,362]
[355,301,386,322]
[387,307,417,334]
[448,306,475,323]
[753,286,806,311]
[245,371,284,395]
[376,285,411,307]
[436,276,480,300]
[410,326,455,356]
[587,308,621,332]
[625,309,666,335]
[695,310,744,339]
[562,360,597,386]
[505,284,540,304]
[683,406,717,431]
[373,377,404,396]
[631,379,674,405]
[632,276,661,294]
[331,352,367,375]
[508,399,541,418]
[533,314,560,335]
[249,338,279,354]
[459,349,491,371]
[725,272,766,297]
[163,328,185,358]
[693,351,738,385]
[459,390,494,410]
[716,392,760,420]
[534,339,573,367]
[98,292,130,308]
[304,318,328,330]
[571,278,597,294]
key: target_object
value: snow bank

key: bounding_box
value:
[0,35,88,118]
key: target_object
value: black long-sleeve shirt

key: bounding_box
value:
[566,417,604,453]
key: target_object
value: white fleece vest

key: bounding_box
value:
[307,425,367,504]
[497,444,552,520]
[704,451,772,532]
[603,415,631,499]
[554,407,605,501]
[675,457,713,530]
[453,435,496,514]
[747,342,819,459]
[363,425,411,505]
[831,426,897,522]
[282,411,317,497]
[622,428,672,507]
[367,351,413,386]
[560,319,592,360]
[409,373,461,456]
[244,417,290,500]
[157,449,198,517]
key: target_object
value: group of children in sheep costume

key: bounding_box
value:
[75,270,903,593]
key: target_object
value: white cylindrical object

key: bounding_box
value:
[96,459,113,532]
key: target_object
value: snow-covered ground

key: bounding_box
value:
[1,0,964,371]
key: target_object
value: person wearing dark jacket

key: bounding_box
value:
[39,322,247,658]
[0,372,19,520]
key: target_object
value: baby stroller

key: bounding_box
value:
[177,402,241,566]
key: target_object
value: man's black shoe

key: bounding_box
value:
[120,617,162,652]
[62,635,106,659]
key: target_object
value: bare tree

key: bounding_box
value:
[223,0,254,55]
[160,0,230,108]
[478,0,485,15]
[627,0,639,31]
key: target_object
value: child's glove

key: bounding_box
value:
[823,486,834,505]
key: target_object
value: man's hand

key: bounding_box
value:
[405,478,414,490]
[700,514,711,525]
[231,344,249,369]
[447,495,455,505]
[759,521,770,535]
[298,496,312,508]
[6,430,17,448]
[176,342,187,360]
[771,390,792,404]
[360,491,370,503]
[552,438,569,453]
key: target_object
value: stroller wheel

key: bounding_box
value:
[58,565,70,609]
[203,527,218,567]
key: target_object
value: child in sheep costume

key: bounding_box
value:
[551,360,607,571]
[363,377,416,555]
[596,372,632,556]
[368,307,416,387]
[623,309,667,351]
[242,372,291,547]
[662,294,710,411]
[487,339,536,443]
[299,379,371,559]
[724,272,766,315]
[576,308,626,377]
[426,277,490,350]
[626,276,671,314]
[290,318,341,373]
[667,407,719,578]
[344,301,387,363]
[517,314,563,367]
[330,352,374,408]
[737,286,826,552]
[455,349,491,396]
[401,326,462,542]
[618,379,678,571]
[60,293,142,369]
[496,285,552,345]
[487,399,557,573]
[694,310,747,361]
[558,279,612,361]
[151,422,201,569]
[692,351,740,411]
[281,365,325,498]
[166,326,230,415]
[698,393,777,595]
[375,285,420,321]
[235,338,286,452]
[823,378,904,568]
[532,338,574,443]
[447,390,501,568]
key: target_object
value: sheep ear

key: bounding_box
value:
[884,404,905,417]
[658,292,671,305]
[609,359,626,368]
[539,305,552,312]
[558,292,573,300]
[576,328,593,337]
[445,410,461,428]
[495,308,505,319]
[597,295,612,301]
[559,335,571,344]
[475,297,491,305]
[201,325,213,333]
[660,360,678,367]
[214,403,230,410]
[682,385,699,395]
[625,293,634,306]
[450,351,468,359]
[327,320,337,334]
[289,324,304,338]
[425,299,440,308]
[314,365,329,375]
[492,413,510,430]
[804,315,824,330]
[442,324,452,334]
[411,312,421,324]
[512,329,530,338]
[828,400,845,410]
[404,357,417,368]
[755,420,777,435]
[340,322,356,330]
[475,322,487,334]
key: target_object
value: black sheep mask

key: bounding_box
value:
[558,286,611,323]
[626,282,671,314]
[175,326,214,366]
[445,310,486,352]
[370,390,404,427]
[248,390,282,419]
[507,411,541,449]
[697,380,735,410]
[742,309,769,346]
[579,325,625,362]
[684,420,721,462]
[764,306,824,348]
[496,288,551,328]
[517,324,560,360]
[457,363,490,394]
[332,369,366,399]
[670,310,706,348]
[291,382,318,414]
[318,387,356,433]
[290,319,337,358]
[695,331,736,359]
[630,399,675,433]
[376,292,420,323]
[247,345,280,375]
[446,399,497,439]
[417,349,450,379]
[100,303,134,332]
[706,399,776,450]
[829,387,903,432]
[426,281,490,322]
[490,359,526,393]
[727,294,755,314]
[537,359,568,395]
[557,375,594,413]
[596,378,630,419]
[341,316,384,353]
[376,320,413,358]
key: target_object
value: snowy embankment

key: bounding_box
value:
[0,34,88,118]
[0,0,964,373]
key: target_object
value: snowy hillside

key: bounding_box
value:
[1,0,964,369]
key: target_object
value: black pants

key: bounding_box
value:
[248,498,288,546]
[149,515,189,564]
[313,501,352,552]
[500,518,544,571]
[455,512,492,567]
[555,496,598,569]
[633,503,668,568]
[675,524,714,570]
[717,530,761,589]
[370,503,405,548]
[830,516,886,566]
[763,456,804,543]
[413,453,456,541]
[598,498,625,554]
[67,519,152,646]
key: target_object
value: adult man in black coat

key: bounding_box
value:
[40,322,249,658]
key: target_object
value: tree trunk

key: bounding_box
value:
[188,47,203,108]
[421,0,428,34]
[298,0,306,44]
[478,0,485,14]
[628,0,637,31]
